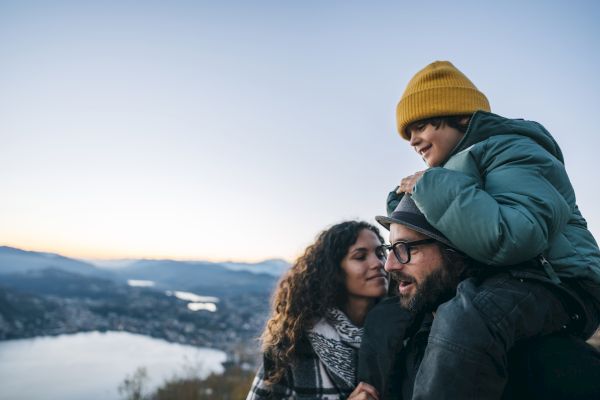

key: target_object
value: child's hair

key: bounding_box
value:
[405,114,471,138]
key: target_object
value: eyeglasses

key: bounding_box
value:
[383,238,437,264]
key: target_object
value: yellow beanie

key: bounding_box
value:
[396,61,490,140]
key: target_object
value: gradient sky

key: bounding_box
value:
[1,0,599,262]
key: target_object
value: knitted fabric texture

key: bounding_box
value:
[307,308,363,388]
[396,61,490,139]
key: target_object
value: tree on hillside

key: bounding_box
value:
[150,366,254,400]
[119,367,149,400]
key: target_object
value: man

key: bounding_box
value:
[354,195,600,400]
[386,61,600,400]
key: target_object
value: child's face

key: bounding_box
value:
[408,122,464,167]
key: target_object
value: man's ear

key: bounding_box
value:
[442,247,467,268]
[442,247,462,259]
[446,249,475,279]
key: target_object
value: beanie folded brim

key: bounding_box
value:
[397,86,490,139]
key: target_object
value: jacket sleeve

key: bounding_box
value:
[246,357,295,400]
[358,297,415,396]
[411,137,571,265]
[386,189,404,216]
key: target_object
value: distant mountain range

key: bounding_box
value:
[0,246,290,296]
[0,246,110,278]
[87,257,290,277]
[221,259,290,277]
[113,259,279,296]
[0,245,287,348]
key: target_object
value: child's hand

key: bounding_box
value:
[396,170,426,194]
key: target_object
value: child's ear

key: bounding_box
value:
[459,116,470,125]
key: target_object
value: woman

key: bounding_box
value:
[246,221,388,399]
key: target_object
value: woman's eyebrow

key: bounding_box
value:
[350,247,370,254]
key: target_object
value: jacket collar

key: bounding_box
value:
[442,111,564,166]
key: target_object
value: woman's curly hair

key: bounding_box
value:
[260,220,385,384]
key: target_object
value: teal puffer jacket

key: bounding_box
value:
[397,111,600,289]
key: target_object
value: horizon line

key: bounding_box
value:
[0,242,292,265]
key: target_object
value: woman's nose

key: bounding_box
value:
[370,254,384,269]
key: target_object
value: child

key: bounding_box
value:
[387,61,600,399]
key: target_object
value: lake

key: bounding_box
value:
[0,331,227,400]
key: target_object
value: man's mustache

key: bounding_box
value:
[389,271,416,284]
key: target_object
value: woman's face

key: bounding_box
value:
[341,229,388,300]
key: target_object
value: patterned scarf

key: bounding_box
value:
[307,308,363,388]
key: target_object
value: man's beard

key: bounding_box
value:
[391,261,461,314]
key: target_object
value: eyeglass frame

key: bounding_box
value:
[383,238,438,264]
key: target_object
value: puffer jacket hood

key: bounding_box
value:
[447,111,564,165]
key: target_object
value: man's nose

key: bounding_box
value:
[384,254,401,272]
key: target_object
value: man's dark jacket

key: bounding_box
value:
[358,297,600,400]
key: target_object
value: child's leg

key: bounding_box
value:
[412,273,571,400]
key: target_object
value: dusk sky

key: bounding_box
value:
[2,1,599,262]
